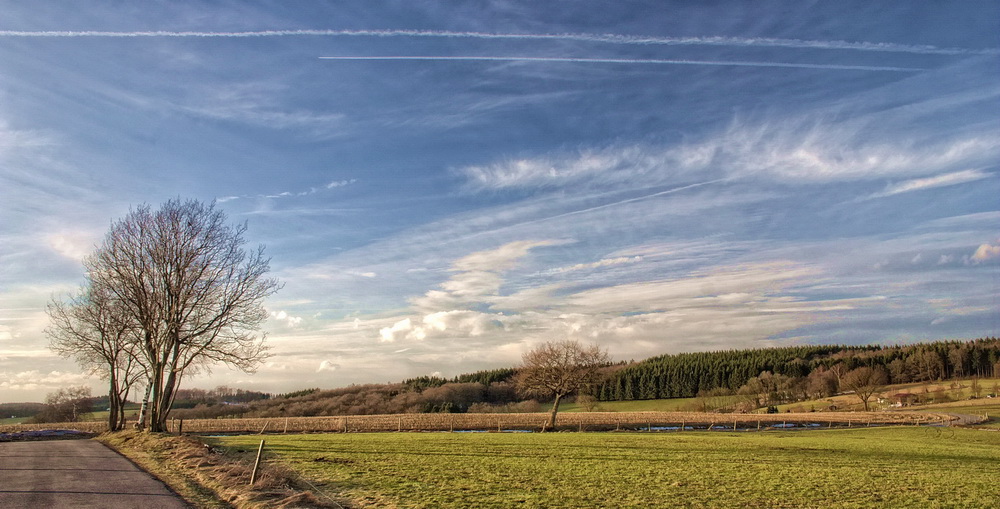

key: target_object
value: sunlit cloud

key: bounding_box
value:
[871,169,993,198]
[972,241,1000,262]
[316,360,340,373]
[270,310,303,328]
[458,120,999,192]
[550,256,643,274]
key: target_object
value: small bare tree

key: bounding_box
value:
[47,285,143,431]
[515,340,609,431]
[843,366,888,411]
[29,386,93,423]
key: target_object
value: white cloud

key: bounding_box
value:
[972,241,1000,262]
[412,240,563,312]
[458,71,1000,193]
[459,147,654,190]
[379,318,414,343]
[316,360,340,373]
[47,232,98,261]
[270,310,303,328]
[326,179,357,189]
[219,178,358,203]
[0,370,93,391]
[871,169,992,198]
[551,256,643,273]
[422,310,505,337]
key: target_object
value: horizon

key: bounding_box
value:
[2,2,998,403]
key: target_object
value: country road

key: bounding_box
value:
[0,439,189,508]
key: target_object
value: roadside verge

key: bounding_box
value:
[97,431,341,509]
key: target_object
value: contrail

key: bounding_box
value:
[462,178,735,239]
[319,55,923,72]
[0,29,994,55]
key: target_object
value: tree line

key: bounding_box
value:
[594,337,1000,402]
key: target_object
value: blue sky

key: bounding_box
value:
[1,1,997,402]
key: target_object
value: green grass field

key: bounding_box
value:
[208,427,1000,508]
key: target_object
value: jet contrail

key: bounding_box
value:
[319,55,923,72]
[0,29,994,55]
[460,178,736,240]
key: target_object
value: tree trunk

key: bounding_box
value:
[148,362,165,432]
[153,353,180,433]
[116,382,132,431]
[546,393,563,431]
[136,384,152,430]
[107,385,120,432]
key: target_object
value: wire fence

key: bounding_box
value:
[2,410,961,435]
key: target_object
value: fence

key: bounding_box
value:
[2,410,953,435]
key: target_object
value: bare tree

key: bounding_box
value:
[47,285,143,431]
[84,199,281,432]
[828,362,848,392]
[515,340,609,431]
[29,386,93,423]
[843,366,888,411]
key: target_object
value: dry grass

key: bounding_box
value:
[98,430,343,509]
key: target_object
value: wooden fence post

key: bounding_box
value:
[249,440,265,486]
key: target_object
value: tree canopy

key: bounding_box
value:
[48,199,280,432]
[515,340,609,430]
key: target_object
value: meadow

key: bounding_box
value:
[208,427,1000,508]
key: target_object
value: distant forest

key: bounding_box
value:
[595,337,1000,401]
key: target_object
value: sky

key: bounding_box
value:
[1,1,998,403]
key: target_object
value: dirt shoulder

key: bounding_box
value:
[97,431,344,509]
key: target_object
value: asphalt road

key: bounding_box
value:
[0,439,189,508]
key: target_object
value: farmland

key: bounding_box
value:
[1,410,948,435]
[208,427,1000,508]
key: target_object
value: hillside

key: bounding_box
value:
[21,337,1000,423]
[215,336,1000,419]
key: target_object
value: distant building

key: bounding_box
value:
[888,393,917,407]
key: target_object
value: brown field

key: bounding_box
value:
[1,410,957,435]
